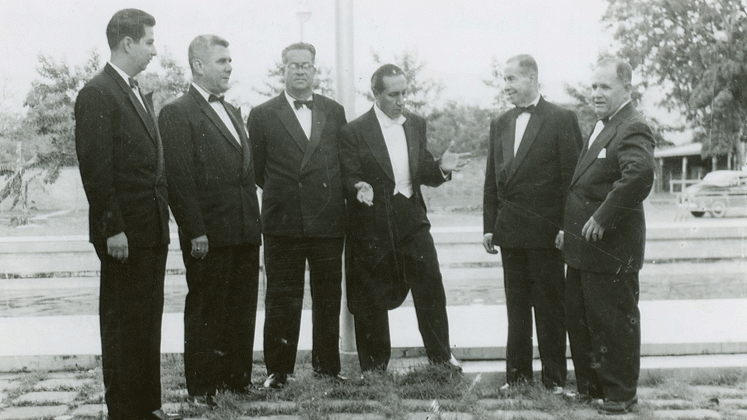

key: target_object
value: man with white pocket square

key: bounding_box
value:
[556,57,655,415]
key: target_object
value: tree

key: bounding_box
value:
[428,101,493,156]
[253,61,335,99]
[138,49,191,115]
[365,50,444,117]
[24,50,101,173]
[483,57,511,111]
[603,0,747,166]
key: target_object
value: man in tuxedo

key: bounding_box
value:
[340,64,469,373]
[247,42,348,388]
[74,9,180,420]
[159,35,262,406]
[483,54,582,391]
[557,57,655,415]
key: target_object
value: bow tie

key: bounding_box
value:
[516,104,536,114]
[294,99,313,110]
[208,94,225,103]
[128,77,139,89]
[600,116,610,124]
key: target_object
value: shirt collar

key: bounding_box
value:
[108,62,135,88]
[285,91,313,109]
[192,82,216,102]
[374,104,406,128]
[605,99,631,123]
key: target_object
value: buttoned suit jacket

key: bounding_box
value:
[247,93,347,238]
[159,85,261,248]
[75,63,169,247]
[562,102,655,274]
[340,108,448,314]
[483,97,582,248]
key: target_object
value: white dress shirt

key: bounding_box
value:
[514,94,541,156]
[108,61,147,111]
[192,83,241,145]
[285,91,312,140]
[374,105,413,198]
[588,99,631,149]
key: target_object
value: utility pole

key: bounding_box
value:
[335,0,356,355]
[296,0,312,41]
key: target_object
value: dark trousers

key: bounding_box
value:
[95,244,167,420]
[565,266,640,401]
[263,236,344,376]
[182,243,259,397]
[500,247,567,387]
[354,243,452,372]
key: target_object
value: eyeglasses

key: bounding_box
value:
[285,63,315,71]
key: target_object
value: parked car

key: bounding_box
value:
[680,170,747,217]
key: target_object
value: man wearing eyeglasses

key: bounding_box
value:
[248,42,348,389]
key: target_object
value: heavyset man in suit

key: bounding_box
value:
[74,9,180,420]
[159,35,262,406]
[248,42,348,388]
[557,57,655,415]
[483,55,582,391]
[340,64,469,373]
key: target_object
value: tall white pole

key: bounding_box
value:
[296,0,312,41]
[335,0,357,354]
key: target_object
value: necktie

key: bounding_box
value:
[516,104,536,114]
[294,99,313,110]
[128,77,138,89]
[208,94,225,103]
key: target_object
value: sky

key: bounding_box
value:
[0,0,619,115]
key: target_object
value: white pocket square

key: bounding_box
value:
[597,148,606,159]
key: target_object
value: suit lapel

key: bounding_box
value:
[274,94,309,152]
[141,92,164,177]
[301,94,327,170]
[570,103,634,185]
[507,101,545,182]
[105,64,157,142]
[501,111,516,161]
[403,115,419,181]
[190,87,242,153]
[362,109,395,181]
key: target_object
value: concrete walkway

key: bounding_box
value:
[2,298,746,372]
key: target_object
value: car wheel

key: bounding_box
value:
[709,201,727,218]
[690,211,705,218]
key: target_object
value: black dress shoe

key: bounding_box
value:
[144,409,183,420]
[263,373,287,389]
[598,396,638,415]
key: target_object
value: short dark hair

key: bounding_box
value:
[188,35,229,72]
[597,57,632,84]
[281,42,316,64]
[507,54,538,78]
[371,64,405,95]
[106,8,156,50]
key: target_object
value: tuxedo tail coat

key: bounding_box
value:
[340,109,446,313]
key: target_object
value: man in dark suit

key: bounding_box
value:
[557,57,655,415]
[159,35,262,406]
[247,42,348,388]
[483,54,582,391]
[74,9,180,420]
[340,64,469,373]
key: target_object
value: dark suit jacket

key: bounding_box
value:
[562,102,655,274]
[74,63,169,247]
[159,86,261,248]
[484,97,582,248]
[340,108,447,313]
[247,93,347,238]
